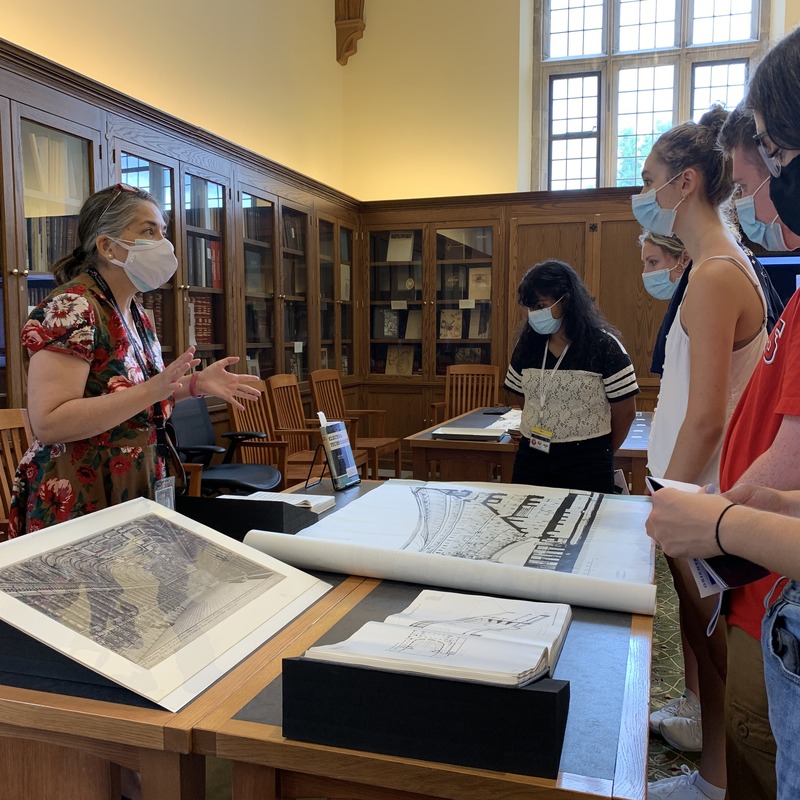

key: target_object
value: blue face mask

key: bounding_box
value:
[527,297,563,335]
[735,178,788,252]
[631,174,686,236]
[642,267,679,300]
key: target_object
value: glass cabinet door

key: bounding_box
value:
[339,225,354,377]
[319,219,335,374]
[21,118,91,324]
[184,172,227,368]
[368,229,423,377]
[119,152,176,356]
[435,227,493,375]
[319,220,355,379]
[242,192,275,378]
[280,205,309,380]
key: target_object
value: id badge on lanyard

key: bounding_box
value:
[154,477,176,509]
[529,340,569,454]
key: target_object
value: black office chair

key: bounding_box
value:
[169,397,282,495]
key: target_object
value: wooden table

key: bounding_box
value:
[405,409,517,482]
[407,409,652,494]
[194,577,652,800]
[614,412,651,495]
[0,576,366,800]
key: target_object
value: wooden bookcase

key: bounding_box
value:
[0,39,663,446]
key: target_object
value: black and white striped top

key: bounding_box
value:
[504,330,639,444]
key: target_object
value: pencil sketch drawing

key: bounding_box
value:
[0,513,285,669]
[403,486,600,572]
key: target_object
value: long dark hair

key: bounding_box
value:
[52,184,161,285]
[516,259,618,360]
[746,27,800,151]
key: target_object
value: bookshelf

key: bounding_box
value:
[120,151,176,355]
[280,204,309,380]
[435,226,493,375]
[318,217,356,378]
[242,193,276,379]
[184,171,228,367]
[368,228,424,378]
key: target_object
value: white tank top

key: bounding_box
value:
[647,255,767,487]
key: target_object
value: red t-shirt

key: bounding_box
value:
[720,290,800,639]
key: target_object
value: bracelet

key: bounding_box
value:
[714,502,739,556]
[189,371,204,398]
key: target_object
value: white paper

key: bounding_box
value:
[245,481,655,615]
[0,498,329,711]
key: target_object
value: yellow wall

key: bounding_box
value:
[1,0,347,191]
[341,0,522,200]
[0,0,791,200]
[0,0,522,201]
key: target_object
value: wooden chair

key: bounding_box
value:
[0,409,33,539]
[309,369,402,480]
[228,380,324,489]
[431,364,501,424]
[266,374,369,480]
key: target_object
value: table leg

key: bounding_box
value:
[232,761,277,800]
[139,750,204,800]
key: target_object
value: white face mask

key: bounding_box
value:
[107,238,178,293]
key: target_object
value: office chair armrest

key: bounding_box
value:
[220,430,268,464]
[177,444,225,467]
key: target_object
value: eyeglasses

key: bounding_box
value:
[753,131,783,178]
[98,183,139,223]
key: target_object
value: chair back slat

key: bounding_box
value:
[445,365,500,419]
[266,374,314,455]
[0,409,33,534]
[308,369,347,420]
[229,381,280,465]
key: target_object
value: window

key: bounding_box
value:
[535,0,768,190]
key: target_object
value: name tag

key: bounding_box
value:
[529,425,553,454]
[154,476,176,509]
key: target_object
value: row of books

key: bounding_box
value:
[371,307,491,340]
[370,343,489,375]
[282,213,307,253]
[188,295,215,345]
[186,235,223,289]
[369,265,491,301]
[283,256,308,297]
[25,215,79,273]
[245,298,272,342]
[141,291,165,339]
[439,307,491,340]
[243,205,274,242]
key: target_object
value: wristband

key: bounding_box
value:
[189,371,204,398]
[714,502,738,556]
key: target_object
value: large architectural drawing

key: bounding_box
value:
[245,480,656,614]
[405,486,599,571]
[0,514,286,670]
[0,499,329,710]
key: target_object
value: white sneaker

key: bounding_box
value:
[648,766,713,799]
[660,714,703,751]
[649,689,701,733]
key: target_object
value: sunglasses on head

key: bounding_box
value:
[97,183,139,222]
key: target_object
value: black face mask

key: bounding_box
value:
[770,158,800,237]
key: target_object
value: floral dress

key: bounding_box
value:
[8,272,170,538]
